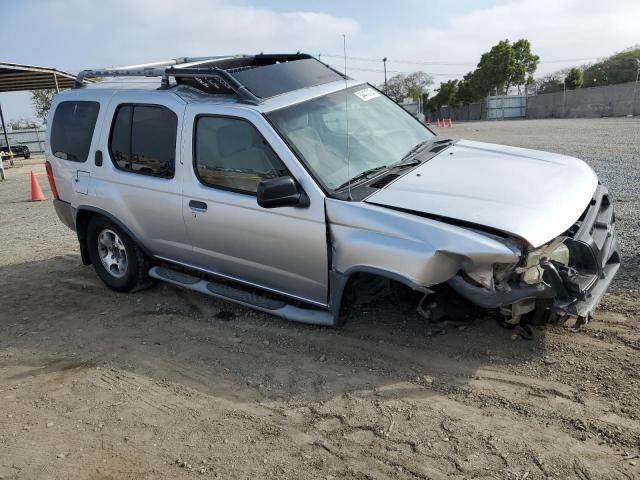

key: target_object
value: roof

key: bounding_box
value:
[0,62,86,92]
[75,54,347,104]
[70,77,365,114]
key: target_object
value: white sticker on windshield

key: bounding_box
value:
[353,87,381,101]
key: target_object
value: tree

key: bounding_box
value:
[535,69,570,94]
[30,89,57,123]
[384,39,539,107]
[456,71,483,105]
[426,80,459,112]
[565,67,584,90]
[537,79,562,94]
[583,48,640,86]
[509,40,540,92]
[439,38,539,106]
[473,39,539,96]
[404,71,433,100]
[383,74,406,102]
[380,71,433,102]
[534,46,640,91]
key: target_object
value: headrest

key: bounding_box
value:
[217,122,254,157]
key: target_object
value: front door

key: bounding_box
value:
[181,107,329,306]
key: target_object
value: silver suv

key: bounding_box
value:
[45,54,619,330]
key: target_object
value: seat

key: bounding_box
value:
[213,122,275,191]
[284,112,346,182]
[217,123,273,172]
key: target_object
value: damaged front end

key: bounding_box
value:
[447,185,620,326]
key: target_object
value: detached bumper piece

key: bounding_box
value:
[449,185,620,320]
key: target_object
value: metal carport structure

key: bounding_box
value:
[0,62,85,178]
[0,62,78,93]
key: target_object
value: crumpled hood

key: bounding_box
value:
[365,139,598,247]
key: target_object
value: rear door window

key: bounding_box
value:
[50,101,100,162]
[109,104,177,178]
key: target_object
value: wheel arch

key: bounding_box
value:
[328,265,433,326]
[341,265,433,293]
[75,206,153,265]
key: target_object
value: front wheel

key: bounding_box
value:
[87,216,149,292]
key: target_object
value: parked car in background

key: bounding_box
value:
[45,53,619,333]
[0,143,30,159]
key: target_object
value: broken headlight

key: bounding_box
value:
[466,262,518,289]
[518,239,570,285]
[466,269,495,289]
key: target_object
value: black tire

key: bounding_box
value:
[86,216,149,292]
[24,154,30,159]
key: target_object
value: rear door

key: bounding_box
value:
[91,93,191,262]
[181,105,329,306]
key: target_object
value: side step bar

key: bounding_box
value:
[149,266,337,326]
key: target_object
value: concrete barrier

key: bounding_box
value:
[527,81,639,118]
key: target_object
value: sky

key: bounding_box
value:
[1,0,639,123]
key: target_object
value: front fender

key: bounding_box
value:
[326,199,520,289]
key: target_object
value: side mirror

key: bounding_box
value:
[257,176,309,208]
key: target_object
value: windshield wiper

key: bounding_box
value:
[335,165,389,191]
[394,140,432,166]
[393,158,422,168]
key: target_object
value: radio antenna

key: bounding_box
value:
[343,34,352,200]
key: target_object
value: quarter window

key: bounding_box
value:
[50,101,100,162]
[194,116,289,193]
[109,104,177,178]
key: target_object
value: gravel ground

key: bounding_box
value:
[445,117,640,291]
[0,120,639,479]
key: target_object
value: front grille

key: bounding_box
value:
[590,193,613,251]
[565,185,618,273]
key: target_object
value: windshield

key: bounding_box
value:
[267,85,434,190]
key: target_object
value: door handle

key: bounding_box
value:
[189,200,207,212]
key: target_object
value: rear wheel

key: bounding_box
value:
[87,216,149,292]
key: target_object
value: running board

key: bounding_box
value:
[149,266,337,326]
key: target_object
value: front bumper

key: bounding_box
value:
[449,184,620,318]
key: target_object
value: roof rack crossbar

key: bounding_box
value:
[74,65,261,104]
[74,67,165,87]
[162,67,260,104]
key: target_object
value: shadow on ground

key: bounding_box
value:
[0,254,547,403]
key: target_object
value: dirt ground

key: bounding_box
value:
[1,120,639,480]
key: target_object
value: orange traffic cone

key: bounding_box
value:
[30,170,46,201]
[447,118,453,128]
[436,118,442,128]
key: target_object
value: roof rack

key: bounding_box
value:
[74,54,348,105]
